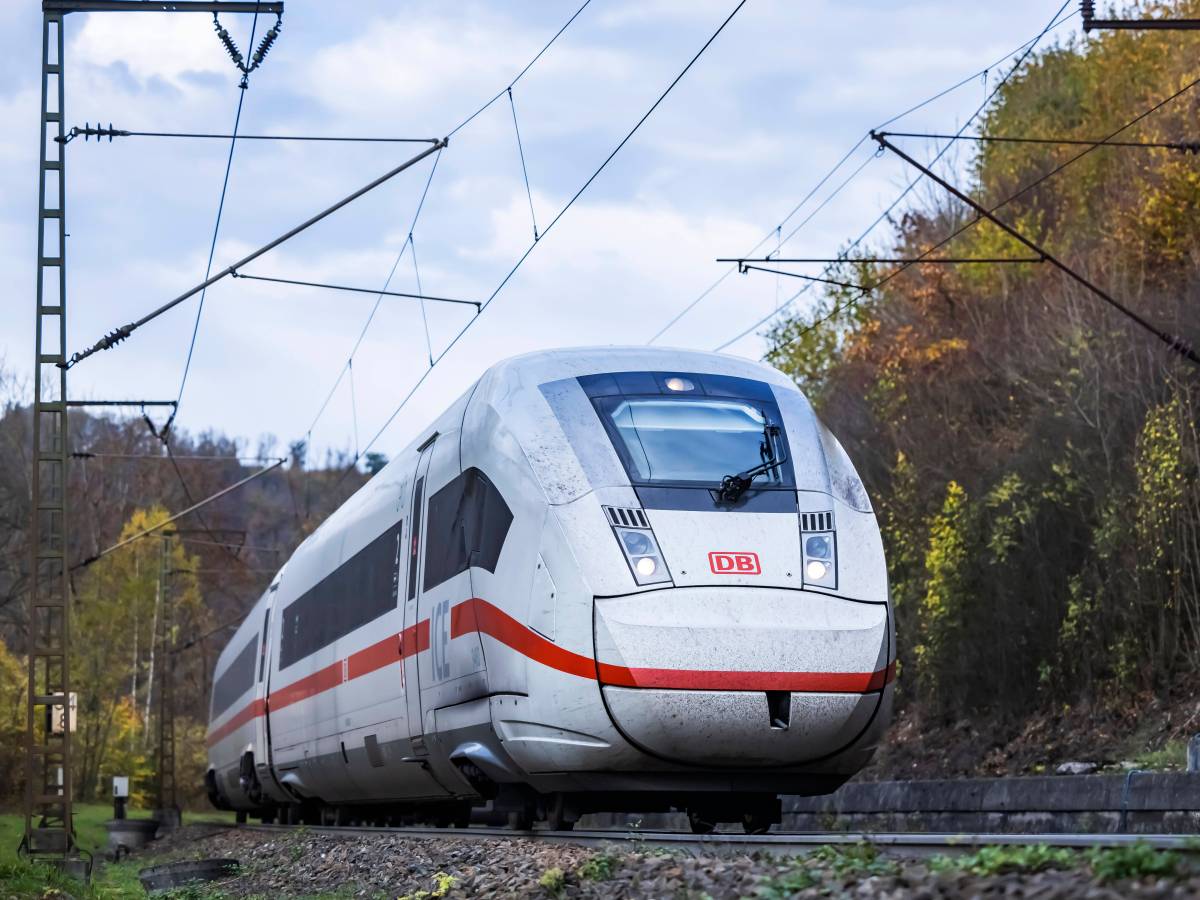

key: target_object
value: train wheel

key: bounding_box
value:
[687,811,715,834]
[507,810,534,831]
[545,795,576,832]
[741,812,772,835]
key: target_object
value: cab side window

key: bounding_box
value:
[423,468,513,591]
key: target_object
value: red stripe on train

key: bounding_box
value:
[597,661,895,692]
[451,597,596,679]
[206,598,894,747]
[206,698,265,747]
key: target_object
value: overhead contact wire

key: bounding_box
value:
[411,233,434,366]
[647,134,870,344]
[447,0,595,139]
[713,0,1073,352]
[508,87,540,240]
[303,148,443,443]
[303,0,600,453]
[778,74,1200,350]
[650,3,1081,345]
[340,0,751,486]
[170,6,263,434]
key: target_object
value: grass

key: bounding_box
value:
[538,866,566,895]
[1128,739,1189,772]
[756,840,1194,896]
[928,843,1078,876]
[0,803,237,865]
[1086,843,1181,882]
[756,843,898,898]
[0,804,238,898]
[0,803,153,865]
[577,851,620,881]
[928,841,1187,882]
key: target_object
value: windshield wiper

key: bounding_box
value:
[715,423,787,504]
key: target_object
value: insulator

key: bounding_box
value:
[102,325,133,349]
[212,13,247,73]
[247,17,282,73]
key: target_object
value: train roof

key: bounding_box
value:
[477,346,794,397]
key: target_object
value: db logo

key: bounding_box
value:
[708,551,761,575]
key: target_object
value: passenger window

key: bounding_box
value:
[212,635,257,717]
[277,523,404,669]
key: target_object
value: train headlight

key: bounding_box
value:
[800,520,837,590]
[805,535,831,559]
[664,376,694,392]
[622,530,655,556]
[612,523,672,586]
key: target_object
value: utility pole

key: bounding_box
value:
[22,1,282,875]
[154,536,180,829]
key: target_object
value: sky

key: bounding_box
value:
[0,0,1082,465]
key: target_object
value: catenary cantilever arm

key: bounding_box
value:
[871,131,1199,366]
[65,139,447,369]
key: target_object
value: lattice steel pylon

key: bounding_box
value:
[22,2,284,872]
[154,536,181,827]
[23,7,76,871]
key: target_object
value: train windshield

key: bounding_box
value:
[598,397,790,486]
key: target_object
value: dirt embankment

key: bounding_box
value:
[866,685,1200,781]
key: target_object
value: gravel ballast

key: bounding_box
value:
[131,825,1200,898]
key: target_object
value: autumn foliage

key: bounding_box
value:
[768,1,1200,724]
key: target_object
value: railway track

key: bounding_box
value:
[241,823,1200,858]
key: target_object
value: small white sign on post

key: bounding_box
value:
[112,776,130,799]
[49,691,77,735]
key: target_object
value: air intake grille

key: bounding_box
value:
[604,506,649,528]
[801,511,834,532]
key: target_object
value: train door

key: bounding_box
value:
[402,438,436,757]
[252,580,289,804]
[416,438,491,736]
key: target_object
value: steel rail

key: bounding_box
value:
[239,823,1200,858]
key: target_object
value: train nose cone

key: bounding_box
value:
[594,587,891,766]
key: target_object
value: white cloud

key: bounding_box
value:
[304,9,633,131]
[71,12,242,89]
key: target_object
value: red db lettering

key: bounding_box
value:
[708,551,760,575]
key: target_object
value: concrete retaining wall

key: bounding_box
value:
[579,773,1200,834]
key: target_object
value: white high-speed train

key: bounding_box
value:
[206,347,893,833]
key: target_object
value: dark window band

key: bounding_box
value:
[279,524,402,669]
[213,635,258,718]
